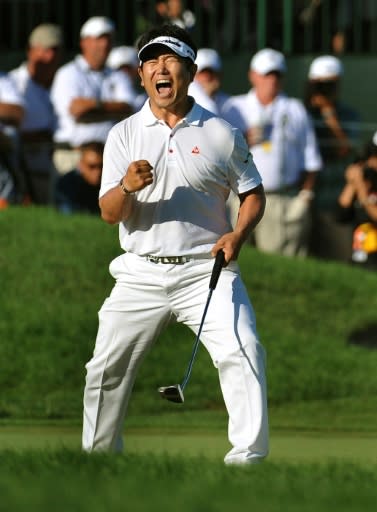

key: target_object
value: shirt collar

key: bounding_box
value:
[141,97,204,127]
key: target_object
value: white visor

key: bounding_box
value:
[138,36,196,63]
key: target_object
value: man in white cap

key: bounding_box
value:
[10,23,63,204]
[51,16,136,174]
[304,55,361,260]
[188,48,229,116]
[107,45,147,112]
[82,23,269,466]
[305,55,360,161]
[222,48,322,257]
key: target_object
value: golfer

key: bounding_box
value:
[82,23,269,465]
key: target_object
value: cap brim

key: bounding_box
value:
[138,36,196,63]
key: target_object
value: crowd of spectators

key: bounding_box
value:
[1,4,376,269]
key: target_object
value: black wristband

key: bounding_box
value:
[119,178,132,195]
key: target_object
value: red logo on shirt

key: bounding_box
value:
[191,146,200,154]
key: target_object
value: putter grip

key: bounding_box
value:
[209,249,225,290]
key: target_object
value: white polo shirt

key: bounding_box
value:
[50,55,136,146]
[101,100,262,256]
[222,90,322,192]
[10,63,56,133]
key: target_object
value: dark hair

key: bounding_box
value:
[363,166,377,191]
[137,23,197,60]
[79,141,105,154]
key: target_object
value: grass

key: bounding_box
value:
[2,425,376,464]
[0,450,376,512]
[1,206,377,511]
[1,206,377,419]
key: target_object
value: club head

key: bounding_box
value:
[158,384,184,403]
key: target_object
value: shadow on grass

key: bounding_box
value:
[348,322,377,349]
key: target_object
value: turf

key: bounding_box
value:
[1,206,377,511]
[0,450,376,512]
[1,206,377,420]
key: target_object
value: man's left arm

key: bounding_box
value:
[70,71,136,122]
[211,184,266,263]
[70,98,133,123]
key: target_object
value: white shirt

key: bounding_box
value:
[50,55,136,146]
[10,63,56,133]
[101,100,262,256]
[222,90,322,191]
[188,81,229,116]
[0,72,24,134]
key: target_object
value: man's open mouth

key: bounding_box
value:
[156,79,173,96]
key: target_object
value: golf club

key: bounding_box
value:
[158,249,226,403]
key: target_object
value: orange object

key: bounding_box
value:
[0,198,9,209]
[353,223,377,254]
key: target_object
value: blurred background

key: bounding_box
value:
[0,0,376,133]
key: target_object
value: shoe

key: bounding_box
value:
[224,455,265,466]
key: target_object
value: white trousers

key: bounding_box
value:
[82,252,269,463]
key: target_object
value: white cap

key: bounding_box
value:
[80,16,115,38]
[308,56,343,80]
[250,48,286,75]
[107,46,138,69]
[195,48,222,72]
[138,36,196,63]
[29,24,63,48]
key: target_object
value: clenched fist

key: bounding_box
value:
[123,160,153,193]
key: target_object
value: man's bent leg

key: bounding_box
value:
[83,255,171,452]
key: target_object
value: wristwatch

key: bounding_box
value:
[119,178,132,195]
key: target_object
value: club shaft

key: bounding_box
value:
[180,289,213,391]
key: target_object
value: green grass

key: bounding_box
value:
[1,206,377,511]
[1,422,376,464]
[0,450,376,512]
[1,206,377,420]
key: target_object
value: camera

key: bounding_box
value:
[363,166,377,191]
[310,80,337,97]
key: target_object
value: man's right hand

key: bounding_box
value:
[123,160,154,193]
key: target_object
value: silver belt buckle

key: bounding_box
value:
[146,255,187,264]
[146,255,160,264]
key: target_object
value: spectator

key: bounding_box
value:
[0,72,24,207]
[51,16,136,175]
[55,141,103,215]
[305,55,359,162]
[222,48,322,257]
[107,45,147,111]
[304,55,361,260]
[331,0,377,54]
[337,132,377,268]
[188,48,230,115]
[164,0,196,32]
[10,23,63,205]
